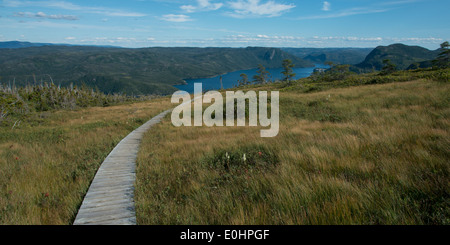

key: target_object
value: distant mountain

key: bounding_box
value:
[0,41,60,49]
[0,41,119,49]
[0,45,312,95]
[282,48,373,65]
[356,43,439,70]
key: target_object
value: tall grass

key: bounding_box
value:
[135,78,449,225]
[0,97,173,224]
[245,68,450,94]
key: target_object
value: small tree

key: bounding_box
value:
[332,64,352,79]
[324,61,334,68]
[281,59,296,82]
[312,63,353,82]
[380,59,396,75]
[433,41,450,69]
[409,62,420,70]
[238,73,249,87]
[253,64,270,84]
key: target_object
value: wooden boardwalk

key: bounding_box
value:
[73,109,171,225]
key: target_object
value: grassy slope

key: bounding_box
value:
[0,98,173,224]
[135,73,449,224]
[1,68,448,225]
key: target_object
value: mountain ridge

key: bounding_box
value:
[0,41,119,49]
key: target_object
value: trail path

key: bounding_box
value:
[73,109,171,225]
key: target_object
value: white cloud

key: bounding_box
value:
[2,0,146,17]
[300,0,421,20]
[180,5,197,13]
[227,0,295,18]
[181,0,223,13]
[90,10,146,17]
[200,34,305,46]
[298,7,388,20]
[0,18,149,33]
[14,11,79,20]
[185,35,444,48]
[161,14,192,22]
[297,36,444,47]
[322,1,330,11]
[21,34,443,49]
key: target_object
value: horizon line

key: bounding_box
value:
[0,39,421,50]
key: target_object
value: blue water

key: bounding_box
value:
[174,64,329,94]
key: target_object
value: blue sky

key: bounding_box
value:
[0,0,448,49]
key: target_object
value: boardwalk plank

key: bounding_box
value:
[73,109,171,225]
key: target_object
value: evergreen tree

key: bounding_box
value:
[238,73,249,87]
[433,41,450,69]
[253,64,270,84]
[381,59,397,75]
[409,62,420,70]
[281,59,296,82]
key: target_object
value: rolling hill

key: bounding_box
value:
[356,43,439,70]
[0,45,312,95]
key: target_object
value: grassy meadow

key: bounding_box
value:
[0,98,172,224]
[135,72,449,225]
[0,68,448,225]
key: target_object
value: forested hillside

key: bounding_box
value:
[356,43,439,70]
[0,46,312,95]
[282,48,373,65]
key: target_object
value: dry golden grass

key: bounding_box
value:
[0,98,173,224]
[136,80,449,225]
